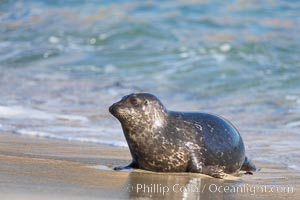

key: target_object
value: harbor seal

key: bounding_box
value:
[109,93,256,178]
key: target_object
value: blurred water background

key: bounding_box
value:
[0,0,299,171]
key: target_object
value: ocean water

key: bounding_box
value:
[0,1,299,170]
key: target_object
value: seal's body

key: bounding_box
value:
[109,93,256,178]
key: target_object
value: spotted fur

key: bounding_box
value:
[109,93,256,178]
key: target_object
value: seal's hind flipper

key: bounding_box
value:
[241,156,256,173]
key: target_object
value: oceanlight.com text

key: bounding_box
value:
[127,183,295,196]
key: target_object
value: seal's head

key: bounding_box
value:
[109,93,167,127]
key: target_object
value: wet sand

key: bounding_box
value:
[0,133,299,200]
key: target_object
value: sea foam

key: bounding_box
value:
[15,129,127,147]
[0,105,88,122]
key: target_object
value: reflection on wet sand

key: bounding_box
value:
[122,168,298,199]
[125,172,225,199]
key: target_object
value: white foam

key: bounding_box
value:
[15,129,127,147]
[48,36,60,44]
[17,130,51,137]
[288,164,300,171]
[219,43,231,52]
[88,165,112,171]
[56,114,88,122]
[285,95,298,101]
[0,105,25,116]
[180,52,189,58]
[0,105,88,122]
[286,121,300,128]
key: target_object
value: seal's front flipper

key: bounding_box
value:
[186,149,225,178]
[202,165,226,179]
[241,156,256,174]
[113,161,138,171]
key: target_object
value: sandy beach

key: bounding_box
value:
[0,132,298,200]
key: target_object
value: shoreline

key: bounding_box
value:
[0,133,299,199]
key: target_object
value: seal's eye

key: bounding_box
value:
[130,97,139,106]
[144,100,148,106]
